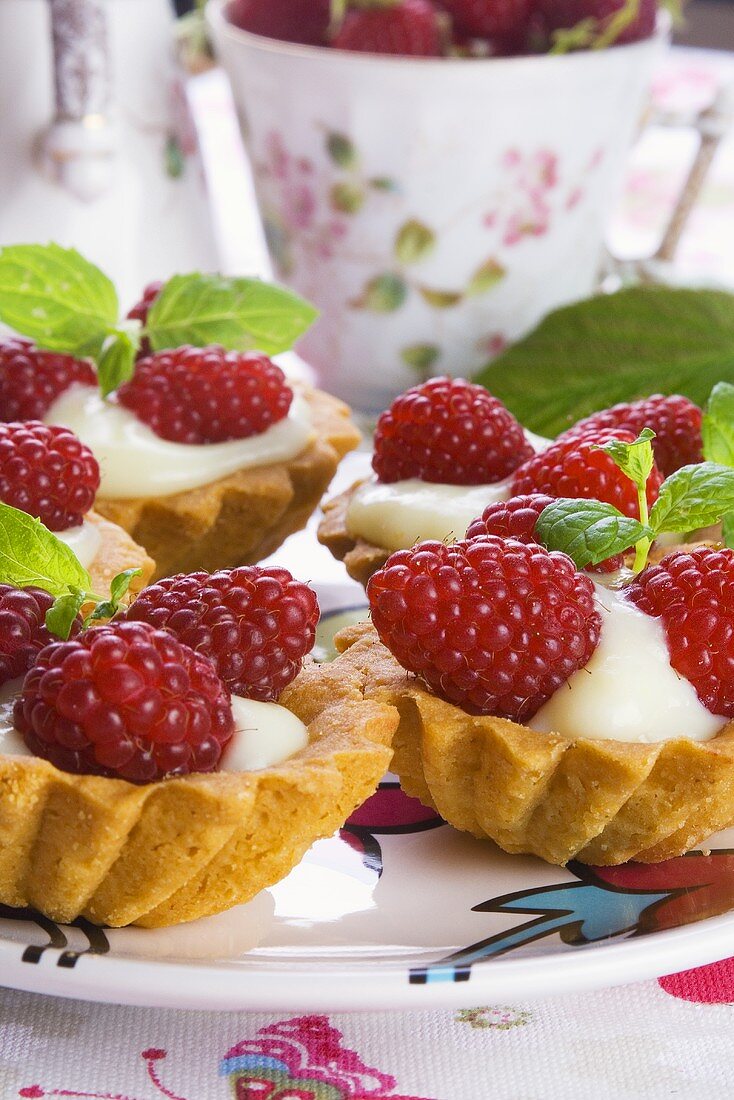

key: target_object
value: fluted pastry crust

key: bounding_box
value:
[318,482,390,587]
[95,387,361,580]
[85,510,155,599]
[335,622,734,866]
[0,640,396,927]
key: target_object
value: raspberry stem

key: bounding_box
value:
[633,483,652,574]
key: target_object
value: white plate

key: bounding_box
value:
[2,579,734,1013]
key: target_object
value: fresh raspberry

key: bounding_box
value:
[0,421,100,531]
[0,585,80,689]
[227,0,331,45]
[466,492,624,573]
[628,546,734,718]
[368,536,601,722]
[332,0,444,56]
[511,428,663,519]
[126,280,163,359]
[14,620,234,783]
[122,566,319,701]
[560,395,703,478]
[0,338,96,422]
[536,0,657,46]
[373,377,533,485]
[439,0,534,38]
[117,346,293,445]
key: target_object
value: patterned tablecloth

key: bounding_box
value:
[6,45,734,1100]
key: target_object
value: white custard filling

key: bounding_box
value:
[346,430,551,551]
[0,684,308,773]
[44,384,315,500]
[530,584,725,744]
[55,518,102,570]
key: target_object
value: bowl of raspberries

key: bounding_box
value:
[209,0,669,412]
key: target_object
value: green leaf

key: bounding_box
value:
[535,498,649,569]
[702,381,734,467]
[145,274,318,355]
[649,462,734,534]
[0,502,91,596]
[0,243,118,358]
[724,511,734,549]
[595,428,656,493]
[395,220,436,265]
[97,328,139,398]
[473,287,734,438]
[467,258,506,296]
[417,286,463,309]
[165,134,185,179]
[46,588,86,641]
[350,274,407,313]
[329,182,365,215]
[369,177,399,193]
[326,132,357,169]
[401,343,440,374]
[85,567,142,625]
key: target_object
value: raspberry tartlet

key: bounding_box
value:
[0,419,154,599]
[319,377,538,585]
[0,566,396,927]
[34,343,359,580]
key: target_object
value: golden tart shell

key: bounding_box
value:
[0,640,396,927]
[318,481,390,587]
[335,622,734,867]
[95,387,361,580]
[85,509,155,599]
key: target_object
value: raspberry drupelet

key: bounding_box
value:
[0,421,100,530]
[367,536,602,723]
[14,620,234,783]
[373,377,533,486]
[117,345,293,445]
[560,395,703,478]
[125,279,163,359]
[0,585,80,689]
[122,566,319,700]
[511,428,663,519]
[0,338,96,422]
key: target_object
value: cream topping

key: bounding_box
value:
[346,430,551,551]
[0,685,308,772]
[44,384,314,500]
[55,518,102,570]
[530,584,725,744]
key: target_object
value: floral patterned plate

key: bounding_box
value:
[2,575,734,1013]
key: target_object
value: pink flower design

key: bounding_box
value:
[264,131,290,181]
[283,183,318,231]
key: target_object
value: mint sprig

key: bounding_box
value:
[0,244,319,398]
[648,462,734,535]
[535,499,650,569]
[594,429,655,572]
[0,503,140,640]
[702,382,734,548]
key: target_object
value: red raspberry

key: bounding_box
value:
[511,428,663,519]
[466,492,624,572]
[0,421,100,531]
[439,0,534,38]
[536,0,657,46]
[14,620,234,783]
[117,346,293,445]
[368,536,601,722]
[126,280,163,360]
[0,585,80,689]
[373,377,533,485]
[560,395,703,479]
[0,338,96,422]
[332,0,444,56]
[628,546,734,718]
[123,567,319,701]
[227,0,331,45]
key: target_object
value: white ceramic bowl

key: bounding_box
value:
[209,1,666,412]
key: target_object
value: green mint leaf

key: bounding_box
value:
[86,568,142,625]
[145,274,318,356]
[534,498,648,569]
[97,327,139,398]
[394,220,436,265]
[649,462,734,534]
[723,511,734,549]
[0,243,118,358]
[46,588,86,641]
[0,502,91,596]
[702,381,734,466]
[473,287,734,438]
[595,428,656,492]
